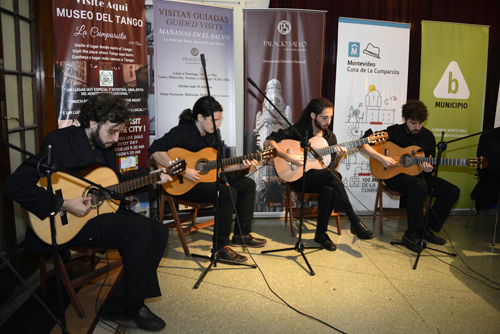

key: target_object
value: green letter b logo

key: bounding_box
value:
[448,72,459,94]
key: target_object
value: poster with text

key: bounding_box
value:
[420,21,489,209]
[153,0,235,154]
[52,0,149,172]
[334,18,410,214]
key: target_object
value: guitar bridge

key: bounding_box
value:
[178,174,184,184]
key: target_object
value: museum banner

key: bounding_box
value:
[153,0,236,154]
[52,0,149,172]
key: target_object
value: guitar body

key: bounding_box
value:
[28,167,120,245]
[370,142,425,179]
[274,137,331,182]
[161,147,218,196]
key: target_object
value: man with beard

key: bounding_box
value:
[2,93,171,331]
[264,97,375,251]
[359,100,460,252]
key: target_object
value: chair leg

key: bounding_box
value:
[288,187,296,237]
[379,190,384,235]
[58,254,86,319]
[373,184,380,223]
[284,184,290,225]
[466,199,476,228]
[493,201,499,247]
[39,255,47,296]
[86,266,125,334]
[159,189,165,223]
[335,213,341,236]
[167,195,191,256]
[285,184,295,237]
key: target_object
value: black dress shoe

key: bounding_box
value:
[424,230,446,245]
[402,231,426,253]
[351,222,375,240]
[231,234,267,248]
[314,233,337,251]
[98,301,138,328]
[218,246,247,262]
[130,305,166,332]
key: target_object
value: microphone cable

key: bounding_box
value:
[224,174,348,333]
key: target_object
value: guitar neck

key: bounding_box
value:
[107,172,162,195]
[205,152,264,171]
[316,137,370,156]
[415,157,468,166]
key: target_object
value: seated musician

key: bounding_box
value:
[264,97,375,251]
[471,126,500,212]
[148,96,267,263]
[359,100,460,252]
[2,93,171,331]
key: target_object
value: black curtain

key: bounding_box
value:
[269,0,500,130]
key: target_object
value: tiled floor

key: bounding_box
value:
[1,213,500,334]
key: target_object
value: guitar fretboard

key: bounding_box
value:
[107,172,162,194]
[316,137,370,157]
[414,157,468,166]
[206,153,264,170]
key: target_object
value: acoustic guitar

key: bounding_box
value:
[27,159,186,245]
[369,141,489,179]
[161,147,277,196]
[274,131,388,182]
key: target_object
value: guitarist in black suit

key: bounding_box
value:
[264,97,375,251]
[148,96,267,264]
[359,100,460,252]
[2,94,171,331]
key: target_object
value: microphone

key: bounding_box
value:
[200,54,206,68]
[106,190,135,202]
[247,77,257,88]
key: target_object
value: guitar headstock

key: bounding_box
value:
[262,147,278,159]
[467,157,489,169]
[166,158,187,176]
[368,131,388,144]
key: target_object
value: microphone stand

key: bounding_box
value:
[248,77,322,275]
[0,139,69,334]
[389,130,488,269]
[191,55,255,289]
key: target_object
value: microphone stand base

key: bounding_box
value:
[190,252,257,289]
[390,241,457,269]
[261,241,322,276]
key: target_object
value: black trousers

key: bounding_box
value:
[384,173,460,232]
[70,208,168,301]
[176,174,256,249]
[292,168,359,235]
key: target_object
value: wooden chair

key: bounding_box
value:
[159,188,215,256]
[284,183,341,237]
[39,246,123,319]
[373,179,428,235]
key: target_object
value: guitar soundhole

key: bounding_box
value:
[196,159,210,174]
[400,153,415,167]
[85,187,106,210]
